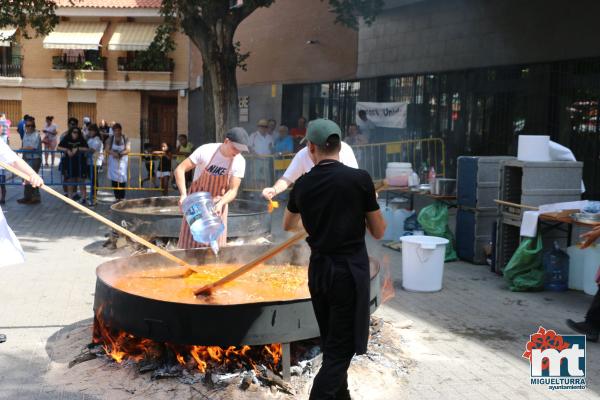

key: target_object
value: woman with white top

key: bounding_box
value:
[0,137,44,343]
[86,124,103,205]
[19,118,42,204]
[42,116,58,167]
[105,123,129,202]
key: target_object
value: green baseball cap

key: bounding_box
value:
[301,118,341,145]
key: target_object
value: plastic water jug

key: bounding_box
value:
[181,192,224,254]
[543,242,569,292]
[583,244,600,296]
[567,245,588,290]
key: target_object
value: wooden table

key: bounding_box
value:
[381,186,457,209]
[494,200,600,246]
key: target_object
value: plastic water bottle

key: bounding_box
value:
[182,192,224,255]
[543,242,569,292]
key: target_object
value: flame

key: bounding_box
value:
[94,307,282,373]
[380,255,395,304]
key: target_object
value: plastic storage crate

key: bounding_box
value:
[457,156,515,209]
[499,160,583,209]
[456,207,498,264]
[494,222,521,274]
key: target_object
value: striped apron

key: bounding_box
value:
[178,146,232,249]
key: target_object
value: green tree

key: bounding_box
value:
[161,0,383,140]
[0,0,58,39]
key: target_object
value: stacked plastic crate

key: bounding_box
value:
[456,156,514,264]
[494,160,583,273]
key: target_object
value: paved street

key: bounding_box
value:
[0,186,598,399]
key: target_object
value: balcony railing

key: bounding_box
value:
[52,55,107,71]
[117,56,174,72]
[0,56,23,77]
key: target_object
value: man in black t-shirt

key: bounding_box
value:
[284,119,386,400]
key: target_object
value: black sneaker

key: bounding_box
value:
[72,194,81,201]
[566,319,599,342]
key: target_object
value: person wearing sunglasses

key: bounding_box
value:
[18,118,42,205]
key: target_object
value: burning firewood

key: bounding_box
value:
[257,366,294,395]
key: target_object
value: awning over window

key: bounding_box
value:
[108,23,159,51]
[0,26,18,47]
[43,22,107,50]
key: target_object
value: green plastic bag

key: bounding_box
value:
[503,235,544,292]
[417,202,457,262]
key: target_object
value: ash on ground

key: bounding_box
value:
[46,316,411,400]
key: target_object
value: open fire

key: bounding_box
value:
[93,309,282,375]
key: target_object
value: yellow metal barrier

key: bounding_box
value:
[90,139,446,195]
[93,153,166,197]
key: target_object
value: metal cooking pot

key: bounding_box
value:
[431,178,456,196]
[110,196,272,238]
[93,244,382,346]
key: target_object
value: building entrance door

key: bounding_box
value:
[148,96,177,148]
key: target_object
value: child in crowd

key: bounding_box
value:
[141,142,157,188]
[153,142,172,196]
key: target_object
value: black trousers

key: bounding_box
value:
[586,285,600,329]
[23,158,41,200]
[111,181,126,200]
[309,262,356,400]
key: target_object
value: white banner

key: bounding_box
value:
[356,102,408,129]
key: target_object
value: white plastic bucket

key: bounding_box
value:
[400,235,449,292]
[517,135,550,162]
[582,245,600,296]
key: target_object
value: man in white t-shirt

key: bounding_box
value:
[262,127,358,200]
[249,119,273,155]
[356,110,376,142]
[174,127,249,249]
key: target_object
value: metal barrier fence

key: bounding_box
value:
[4,139,445,197]
[93,153,170,193]
[1,150,164,201]
[352,138,446,181]
[2,150,92,187]
[240,138,446,192]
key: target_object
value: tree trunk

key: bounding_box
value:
[185,18,240,143]
[202,63,216,142]
[204,52,239,142]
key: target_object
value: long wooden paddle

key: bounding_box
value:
[0,160,200,276]
[194,180,389,296]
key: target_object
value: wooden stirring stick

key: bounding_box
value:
[194,180,389,296]
[0,160,200,277]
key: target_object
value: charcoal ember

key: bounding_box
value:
[303,346,321,360]
[239,371,254,390]
[178,370,204,385]
[68,351,97,368]
[138,359,162,374]
[211,372,239,385]
[150,364,183,380]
